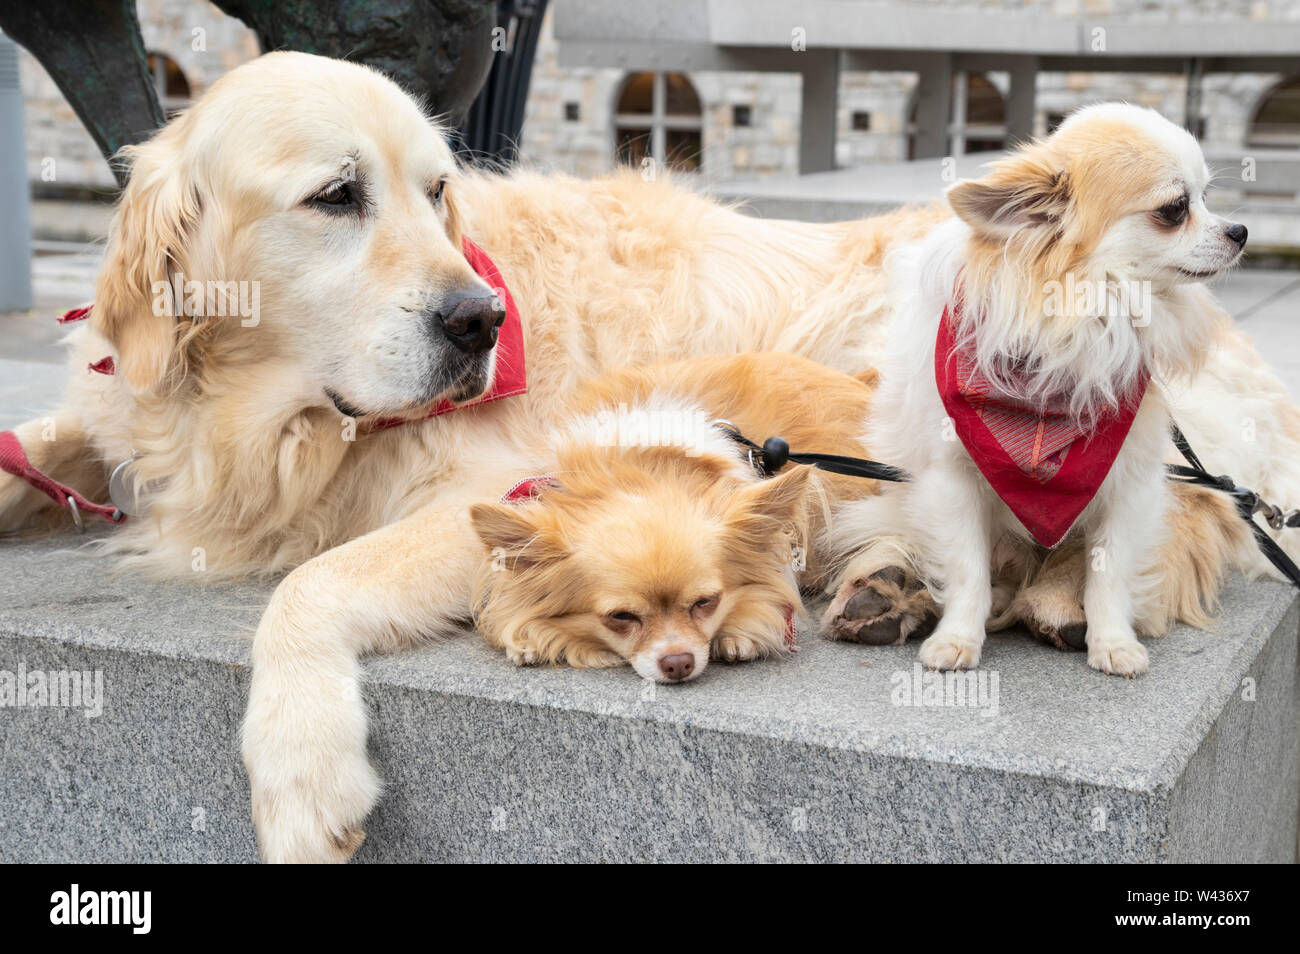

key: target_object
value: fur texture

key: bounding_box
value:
[0,57,1293,861]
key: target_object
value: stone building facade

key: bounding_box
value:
[14,0,1300,193]
[18,0,259,194]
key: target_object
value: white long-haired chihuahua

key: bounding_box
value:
[857,103,1247,677]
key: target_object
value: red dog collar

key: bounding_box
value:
[371,236,527,431]
[935,304,1147,547]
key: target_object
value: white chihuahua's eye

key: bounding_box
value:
[1156,194,1189,226]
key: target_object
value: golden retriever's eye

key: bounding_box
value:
[307,180,359,213]
[429,179,447,207]
[1156,194,1189,226]
[604,610,640,633]
[691,595,720,618]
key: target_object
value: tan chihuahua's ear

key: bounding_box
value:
[947,150,1069,240]
[469,502,567,570]
[727,465,815,545]
[93,120,203,392]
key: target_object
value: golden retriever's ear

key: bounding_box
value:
[93,123,202,391]
[469,502,567,569]
[948,152,1069,240]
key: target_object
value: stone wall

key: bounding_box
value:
[14,0,1300,191]
[18,0,259,194]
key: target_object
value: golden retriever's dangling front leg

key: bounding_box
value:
[241,495,484,863]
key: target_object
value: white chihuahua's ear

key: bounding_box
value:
[469,502,566,569]
[947,152,1069,240]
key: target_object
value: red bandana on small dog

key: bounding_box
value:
[934,304,1148,548]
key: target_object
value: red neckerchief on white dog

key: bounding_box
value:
[498,474,799,649]
[934,300,1148,548]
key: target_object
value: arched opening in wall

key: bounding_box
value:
[1243,76,1300,200]
[907,72,1006,159]
[614,71,703,173]
[1248,77,1300,148]
[146,52,192,118]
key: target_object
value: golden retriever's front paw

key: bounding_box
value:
[505,644,542,666]
[918,633,982,670]
[712,633,760,662]
[1087,639,1148,678]
[248,762,379,864]
[243,723,380,864]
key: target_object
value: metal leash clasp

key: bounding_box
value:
[66,495,84,533]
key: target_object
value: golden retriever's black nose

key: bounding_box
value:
[438,291,504,353]
[658,653,695,681]
[1225,222,1248,248]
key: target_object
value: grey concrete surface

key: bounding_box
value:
[0,532,1296,862]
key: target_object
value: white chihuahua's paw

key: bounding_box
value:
[712,632,761,662]
[918,632,983,670]
[1087,638,1149,678]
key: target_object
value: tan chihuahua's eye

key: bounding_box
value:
[604,611,640,632]
[691,595,721,617]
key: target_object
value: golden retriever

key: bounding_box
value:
[1,52,1295,861]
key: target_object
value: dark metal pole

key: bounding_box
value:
[0,30,33,312]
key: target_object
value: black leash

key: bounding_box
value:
[716,417,1300,590]
[713,420,910,483]
[1166,422,1300,589]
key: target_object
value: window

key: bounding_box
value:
[1248,77,1300,148]
[564,101,580,122]
[614,71,703,173]
[962,74,1006,153]
[732,104,752,127]
[852,110,871,131]
[907,72,1006,158]
[146,52,191,118]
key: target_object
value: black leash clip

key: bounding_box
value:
[711,420,910,483]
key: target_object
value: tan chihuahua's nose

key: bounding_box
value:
[658,653,695,681]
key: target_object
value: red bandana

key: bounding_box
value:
[935,305,1148,548]
[372,236,527,430]
[500,475,555,504]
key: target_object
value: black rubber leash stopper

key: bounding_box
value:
[762,436,790,473]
